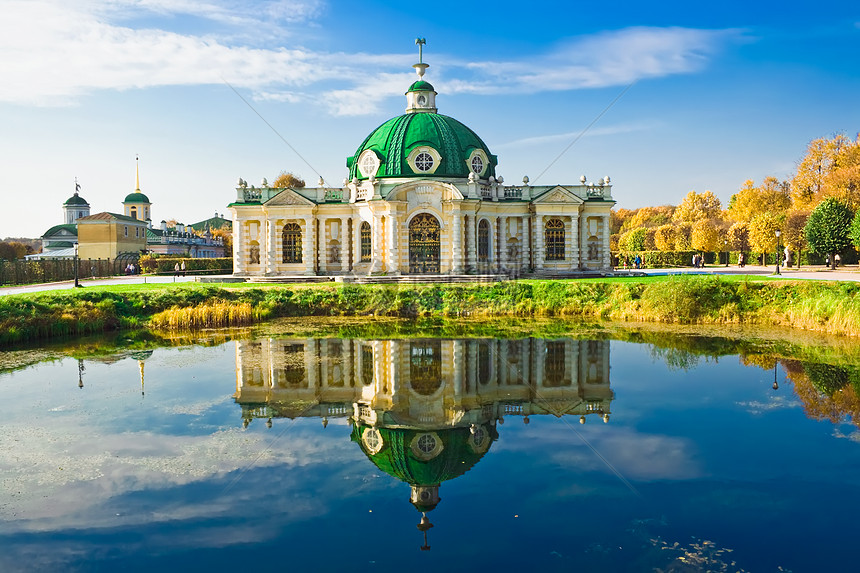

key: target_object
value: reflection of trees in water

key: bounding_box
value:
[648,346,700,371]
[782,359,860,427]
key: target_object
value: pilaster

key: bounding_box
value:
[303,217,315,275]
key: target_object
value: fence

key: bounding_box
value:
[0,259,116,286]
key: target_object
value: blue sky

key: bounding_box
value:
[1,0,858,239]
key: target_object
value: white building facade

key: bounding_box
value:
[229,51,615,277]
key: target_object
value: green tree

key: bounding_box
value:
[619,227,647,251]
[849,210,860,251]
[804,198,854,269]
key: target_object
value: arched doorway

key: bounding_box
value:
[409,213,441,274]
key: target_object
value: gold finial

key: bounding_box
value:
[135,154,140,192]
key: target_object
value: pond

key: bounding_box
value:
[1,323,859,572]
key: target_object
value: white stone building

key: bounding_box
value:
[229,48,615,277]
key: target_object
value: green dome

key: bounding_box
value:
[346,113,498,180]
[124,192,150,203]
[407,80,435,93]
[63,193,89,206]
[350,423,496,487]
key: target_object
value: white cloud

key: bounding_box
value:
[494,121,662,150]
[0,2,738,114]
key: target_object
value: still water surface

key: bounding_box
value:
[2,329,859,572]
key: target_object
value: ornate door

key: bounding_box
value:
[409,213,441,274]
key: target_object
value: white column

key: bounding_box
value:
[452,210,463,274]
[465,214,476,272]
[566,216,575,271]
[521,215,531,271]
[266,219,277,275]
[570,214,580,270]
[580,216,589,269]
[385,212,398,273]
[234,219,246,274]
[498,215,508,271]
[339,216,350,273]
[369,214,382,274]
[303,217,315,275]
[534,214,544,270]
[353,215,362,272]
[318,219,328,274]
[602,214,611,270]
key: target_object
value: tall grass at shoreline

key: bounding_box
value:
[3,277,860,345]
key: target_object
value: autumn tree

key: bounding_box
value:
[727,222,750,252]
[726,177,791,224]
[792,134,860,211]
[674,222,693,251]
[691,219,720,252]
[748,212,785,257]
[672,190,722,224]
[272,171,306,189]
[783,210,809,267]
[653,225,675,252]
[804,198,854,269]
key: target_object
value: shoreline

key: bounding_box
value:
[2,275,860,346]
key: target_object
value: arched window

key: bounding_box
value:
[478,219,489,262]
[545,218,565,261]
[249,241,260,264]
[544,341,568,386]
[282,222,302,263]
[360,221,371,262]
[130,207,137,220]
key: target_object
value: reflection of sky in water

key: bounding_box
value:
[1,337,859,572]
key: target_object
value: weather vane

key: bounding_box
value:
[415,38,426,64]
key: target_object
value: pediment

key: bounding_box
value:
[533,186,583,205]
[265,188,315,206]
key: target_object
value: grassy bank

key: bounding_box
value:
[3,276,860,345]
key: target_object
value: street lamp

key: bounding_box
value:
[724,239,729,267]
[73,242,80,287]
[774,230,781,276]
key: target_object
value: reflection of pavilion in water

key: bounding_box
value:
[234,337,613,549]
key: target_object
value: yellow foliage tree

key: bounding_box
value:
[674,222,693,251]
[792,134,860,211]
[748,212,785,255]
[653,225,675,252]
[691,219,721,252]
[727,222,750,252]
[727,176,791,224]
[672,190,722,224]
[272,171,306,189]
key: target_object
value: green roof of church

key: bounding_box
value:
[407,80,435,93]
[63,193,89,206]
[43,223,78,237]
[346,113,497,180]
[124,192,150,203]
[350,424,495,487]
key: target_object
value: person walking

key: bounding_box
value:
[181,261,186,276]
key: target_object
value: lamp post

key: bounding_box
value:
[774,230,781,275]
[73,242,80,287]
[724,239,729,267]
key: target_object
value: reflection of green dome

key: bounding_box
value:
[346,113,497,180]
[351,423,496,490]
[124,192,150,203]
[64,193,89,206]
